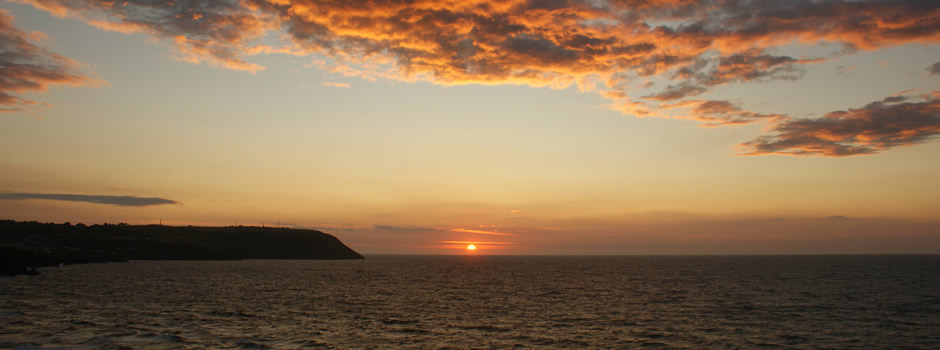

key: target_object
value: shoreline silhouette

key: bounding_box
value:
[0,219,363,276]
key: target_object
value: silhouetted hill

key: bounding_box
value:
[0,220,363,276]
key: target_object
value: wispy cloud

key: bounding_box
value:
[929,62,940,76]
[320,81,350,88]
[306,223,374,231]
[644,51,818,102]
[661,99,786,127]
[837,64,857,78]
[16,0,274,73]
[437,241,512,245]
[0,192,180,207]
[373,225,438,232]
[450,228,518,237]
[0,9,100,113]
[435,240,513,250]
[739,93,940,156]
[304,224,437,232]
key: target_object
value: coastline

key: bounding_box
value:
[0,220,363,276]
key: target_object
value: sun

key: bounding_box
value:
[466,244,477,251]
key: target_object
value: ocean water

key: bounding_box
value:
[1,255,938,349]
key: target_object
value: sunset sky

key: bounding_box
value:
[1,0,938,254]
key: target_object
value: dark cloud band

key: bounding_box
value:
[0,192,180,207]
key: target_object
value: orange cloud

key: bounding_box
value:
[22,0,938,101]
[18,0,277,73]
[15,0,940,155]
[437,241,512,245]
[739,93,940,157]
[0,10,100,112]
[320,81,350,88]
[20,1,937,86]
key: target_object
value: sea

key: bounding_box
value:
[1,255,938,349]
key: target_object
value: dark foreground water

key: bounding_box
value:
[1,256,939,349]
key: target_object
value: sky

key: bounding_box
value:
[0,0,938,254]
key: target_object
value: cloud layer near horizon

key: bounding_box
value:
[8,0,940,155]
[0,192,180,207]
[316,214,940,254]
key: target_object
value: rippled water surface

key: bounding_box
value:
[2,255,939,349]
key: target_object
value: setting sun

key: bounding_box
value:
[466,244,476,251]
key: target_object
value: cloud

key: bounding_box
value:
[836,64,857,77]
[646,51,819,101]
[437,241,511,245]
[13,0,940,156]
[929,61,940,75]
[303,224,438,232]
[15,0,277,73]
[0,192,180,207]
[739,93,940,156]
[373,225,437,232]
[321,81,350,88]
[644,83,709,101]
[435,240,513,250]
[697,0,940,50]
[450,228,518,237]
[18,1,938,112]
[306,223,375,231]
[0,9,99,112]
[662,99,786,127]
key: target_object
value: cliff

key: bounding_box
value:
[0,220,363,276]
